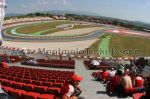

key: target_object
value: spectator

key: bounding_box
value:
[120,73,145,95]
[109,68,116,78]
[134,75,144,87]
[0,61,9,68]
[91,59,100,67]
[116,64,124,74]
[101,69,109,83]
[121,73,133,94]
[61,74,83,99]
[106,71,122,94]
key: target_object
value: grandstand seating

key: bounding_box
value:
[22,59,75,69]
[84,60,115,70]
[0,66,74,99]
[0,54,22,63]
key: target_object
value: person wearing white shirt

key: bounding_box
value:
[109,68,116,78]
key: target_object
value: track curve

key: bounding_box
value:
[2,22,108,42]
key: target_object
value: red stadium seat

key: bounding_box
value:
[22,92,40,99]
[32,80,42,86]
[2,86,14,93]
[23,79,32,84]
[13,82,25,89]
[10,89,26,99]
[23,84,36,92]
[47,87,61,96]
[133,93,144,99]
[35,86,48,94]
[37,94,55,99]
[52,82,63,88]
[42,82,53,87]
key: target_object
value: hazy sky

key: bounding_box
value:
[5,0,150,23]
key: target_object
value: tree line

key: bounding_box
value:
[5,12,150,32]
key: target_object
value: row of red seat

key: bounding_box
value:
[1,70,71,82]
[0,66,74,98]
[0,75,64,88]
[0,55,22,63]
[22,59,75,69]
[2,85,56,99]
[0,66,73,84]
[1,66,74,76]
[84,61,114,70]
[0,78,61,96]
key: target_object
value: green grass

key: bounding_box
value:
[16,21,71,34]
[73,25,98,29]
[87,33,150,57]
[98,35,111,58]
[5,21,99,36]
[109,34,150,57]
[84,33,109,56]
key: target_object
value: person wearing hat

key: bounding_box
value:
[0,60,9,68]
[61,74,83,99]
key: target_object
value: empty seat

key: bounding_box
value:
[52,83,63,88]
[2,86,14,93]
[23,79,32,84]
[35,86,48,94]
[10,89,26,99]
[42,82,52,87]
[22,92,40,99]
[23,84,36,92]
[13,82,25,89]
[37,94,55,99]
[47,87,61,96]
[32,80,42,86]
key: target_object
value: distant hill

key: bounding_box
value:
[46,10,100,16]
[6,13,23,17]
[5,10,150,29]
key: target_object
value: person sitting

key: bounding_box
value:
[109,68,116,78]
[116,64,124,74]
[91,59,100,69]
[101,69,109,83]
[0,61,9,68]
[61,74,83,99]
[121,73,133,95]
[106,71,122,94]
[134,75,144,87]
[120,73,145,95]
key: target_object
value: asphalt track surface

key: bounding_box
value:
[2,29,106,42]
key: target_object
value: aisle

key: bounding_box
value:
[75,60,112,99]
[75,60,132,99]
